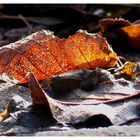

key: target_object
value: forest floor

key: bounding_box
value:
[0,52,140,136]
[0,4,140,136]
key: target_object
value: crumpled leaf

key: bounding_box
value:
[120,24,140,49]
[99,18,140,49]
[0,30,118,84]
[99,18,131,33]
[114,61,140,80]
[28,69,140,126]
[1,68,140,127]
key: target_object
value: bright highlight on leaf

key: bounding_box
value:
[121,24,140,49]
[99,18,140,49]
[0,30,118,84]
[115,61,140,80]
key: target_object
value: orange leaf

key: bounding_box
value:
[99,18,140,49]
[0,30,118,84]
[114,61,139,80]
[0,108,9,122]
[120,24,140,49]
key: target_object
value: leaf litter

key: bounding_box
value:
[0,18,140,130]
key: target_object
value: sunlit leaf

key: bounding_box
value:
[99,18,140,49]
[114,61,140,80]
[120,24,140,49]
[0,30,118,84]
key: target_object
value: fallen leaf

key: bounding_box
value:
[99,18,131,33]
[99,18,140,50]
[114,61,140,80]
[28,70,140,126]
[120,24,140,49]
[1,69,140,126]
[0,30,118,84]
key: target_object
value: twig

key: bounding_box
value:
[18,14,35,33]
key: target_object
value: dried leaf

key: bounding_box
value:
[28,70,140,126]
[114,61,140,80]
[120,24,140,49]
[99,18,140,49]
[1,69,140,126]
[99,18,131,33]
[0,30,118,84]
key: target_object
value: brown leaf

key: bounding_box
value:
[29,73,49,105]
[120,24,140,49]
[0,30,118,84]
[99,18,131,33]
[1,70,140,126]
[28,73,140,126]
[99,18,140,49]
[47,68,140,104]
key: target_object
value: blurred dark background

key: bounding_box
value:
[0,4,140,47]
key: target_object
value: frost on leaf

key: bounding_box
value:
[28,71,140,126]
[0,30,118,84]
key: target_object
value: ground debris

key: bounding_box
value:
[35,126,140,136]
